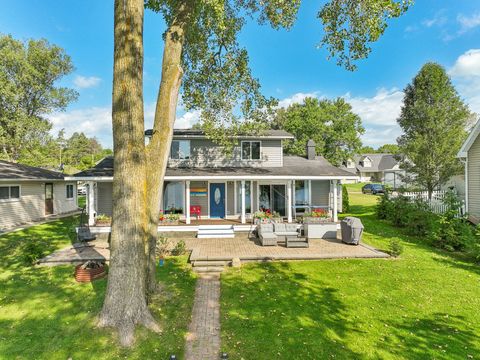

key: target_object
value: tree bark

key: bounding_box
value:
[145,17,186,296]
[98,0,159,346]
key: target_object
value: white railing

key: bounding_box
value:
[391,190,466,216]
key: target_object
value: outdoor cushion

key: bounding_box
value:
[285,224,298,232]
[275,231,299,236]
[273,223,286,233]
[260,232,277,239]
[259,223,274,234]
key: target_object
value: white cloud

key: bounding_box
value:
[457,12,480,33]
[73,75,101,89]
[449,49,480,77]
[277,92,319,108]
[361,126,403,148]
[422,11,448,28]
[343,88,404,127]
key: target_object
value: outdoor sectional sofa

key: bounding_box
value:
[257,223,300,246]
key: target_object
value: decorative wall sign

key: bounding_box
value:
[190,187,207,197]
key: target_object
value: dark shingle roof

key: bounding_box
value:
[74,155,355,178]
[0,161,65,180]
[144,129,294,139]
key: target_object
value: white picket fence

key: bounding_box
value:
[392,190,466,216]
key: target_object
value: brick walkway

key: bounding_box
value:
[185,273,221,360]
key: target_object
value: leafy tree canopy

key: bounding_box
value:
[0,34,78,162]
[397,62,471,196]
[272,97,364,165]
[377,143,400,154]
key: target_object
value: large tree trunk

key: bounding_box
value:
[145,17,186,296]
[98,0,159,346]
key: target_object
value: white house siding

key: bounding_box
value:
[467,134,480,222]
[53,182,78,215]
[0,182,44,228]
[168,139,283,168]
[97,182,113,216]
[311,180,330,206]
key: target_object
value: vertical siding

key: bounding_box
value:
[97,182,113,216]
[168,139,283,168]
[311,180,330,206]
[0,182,44,228]
[468,135,480,220]
[227,181,235,216]
[53,182,78,215]
[190,181,208,217]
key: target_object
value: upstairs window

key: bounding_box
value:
[0,185,20,201]
[170,140,191,160]
[66,184,74,199]
[241,141,261,160]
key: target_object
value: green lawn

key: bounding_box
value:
[221,188,480,359]
[0,216,196,359]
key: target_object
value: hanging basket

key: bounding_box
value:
[75,262,107,283]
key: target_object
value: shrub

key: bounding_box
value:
[342,185,350,212]
[20,239,50,265]
[404,200,437,237]
[376,192,392,220]
[171,239,186,256]
[388,239,404,258]
[155,236,171,257]
[388,195,414,227]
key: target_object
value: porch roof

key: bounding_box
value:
[0,160,65,181]
[69,155,357,181]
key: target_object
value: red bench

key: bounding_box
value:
[190,205,201,220]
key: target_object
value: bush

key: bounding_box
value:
[155,236,171,258]
[171,240,186,256]
[342,185,350,212]
[388,239,404,258]
[404,200,437,237]
[376,193,392,220]
[20,239,50,265]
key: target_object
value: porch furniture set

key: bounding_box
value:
[257,223,309,248]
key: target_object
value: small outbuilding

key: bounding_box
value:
[0,161,78,229]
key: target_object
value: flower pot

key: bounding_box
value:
[75,264,107,283]
[95,220,111,227]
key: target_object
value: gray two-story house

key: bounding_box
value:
[70,129,357,231]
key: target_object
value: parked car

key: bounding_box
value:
[362,183,385,195]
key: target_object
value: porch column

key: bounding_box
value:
[287,180,293,223]
[241,180,246,224]
[185,180,191,224]
[87,181,96,226]
[332,179,338,222]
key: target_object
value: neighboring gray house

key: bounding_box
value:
[341,153,405,186]
[0,161,78,229]
[70,129,357,228]
[458,119,480,224]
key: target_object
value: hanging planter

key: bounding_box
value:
[75,261,107,283]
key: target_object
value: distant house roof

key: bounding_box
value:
[144,129,294,139]
[458,119,480,157]
[0,161,65,181]
[341,153,400,173]
[72,155,356,180]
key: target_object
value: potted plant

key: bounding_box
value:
[253,209,282,224]
[75,261,107,282]
[159,212,180,225]
[95,214,111,226]
[156,236,171,266]
[302,208,332,224]
[302,208,337,239]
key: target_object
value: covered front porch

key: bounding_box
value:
[83,178,343,228]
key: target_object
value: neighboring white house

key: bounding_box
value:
[458,119,480,224]
[0,161,78,229]
[341,153,405,187]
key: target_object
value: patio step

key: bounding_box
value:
[193,266,225,273]
[197,225,235,239]
[192,260,231,267]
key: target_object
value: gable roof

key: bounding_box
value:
[72,155,356,180]
[340,153,400,173]
[144,129,294,139]
[0,161,65,181]
[458,119,480,158]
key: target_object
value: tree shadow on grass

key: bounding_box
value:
[378,313,480,360]
[221,261,366,359]
[0,257,195,359]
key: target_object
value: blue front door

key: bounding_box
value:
[209,183,225,218]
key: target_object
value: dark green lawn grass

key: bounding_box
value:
[0,216,196,359]
[221,188,480,359]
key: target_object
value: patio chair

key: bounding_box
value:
[273,223,299,241]
[257,223,278,246]
[190,205,201,220]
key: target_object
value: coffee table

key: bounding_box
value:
[286,235,309,248]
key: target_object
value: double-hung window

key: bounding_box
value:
[170,140,191,160]
[241,141,261,160]
[66,184,74,199]
[0,185,20,201]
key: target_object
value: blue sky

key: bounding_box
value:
[1,0,480,148]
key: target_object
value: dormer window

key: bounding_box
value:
[361,156,372,168]
[170,140,190,160]
[346,159,355,168]
[241,141,261,160]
